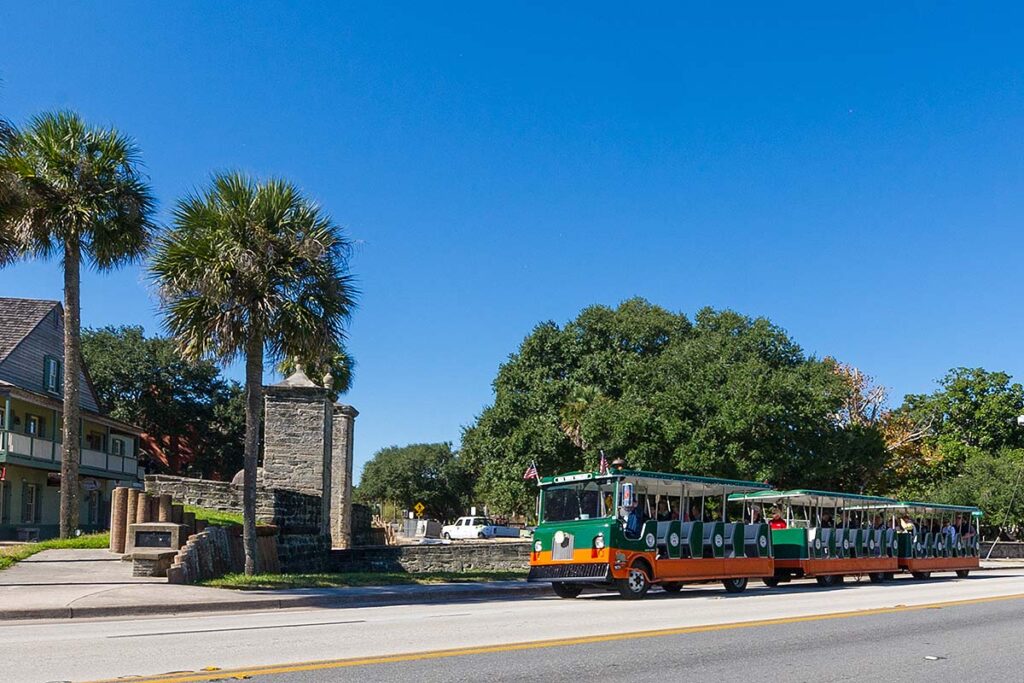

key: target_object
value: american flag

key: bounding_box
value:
[523,462,539,481]
[599,450,608,474]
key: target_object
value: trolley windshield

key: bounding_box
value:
[541,480,615,522]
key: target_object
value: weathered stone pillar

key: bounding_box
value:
[171,503,184,524]
[158,494,173,522]
[136,493,150,523]
[125,488,140,536]
[148,495,160,522]
[262,367,332,535]
[109,487,129,554]
[331,404,358,548]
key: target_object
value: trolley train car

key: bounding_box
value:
[527,464,983,599]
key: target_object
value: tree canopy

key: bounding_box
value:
[81,326,245,478]
[460,298,886,515]
[356,442,473,521]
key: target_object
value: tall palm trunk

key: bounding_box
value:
[60,239,82,538]
[242,334,264,575]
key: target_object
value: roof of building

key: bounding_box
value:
[0,297,59,362]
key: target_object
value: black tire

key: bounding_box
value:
[956,570,970,578]
[616,562,651,599]
[442,532,451,540]
[551,582,583,599]
[722,577,748,593]
[816,574,844,587]
[868,572,886,583]
[477,531,486,539]
[661,582,684,593]
[911,571,931,580]
[762,576,780,588]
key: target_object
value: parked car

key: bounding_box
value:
[441,516,520,540]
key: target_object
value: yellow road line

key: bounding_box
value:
[86,592,1024,683]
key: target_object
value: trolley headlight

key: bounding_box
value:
[534,540,543,553]
[594,533,605,550]
[554,530,567,546]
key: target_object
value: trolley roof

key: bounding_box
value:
[730,489,898,508]
[541,469,770,495]
[847,501,984,517]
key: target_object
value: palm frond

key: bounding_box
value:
[0,110,155,266]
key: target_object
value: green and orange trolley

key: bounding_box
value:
[527,466,983,599]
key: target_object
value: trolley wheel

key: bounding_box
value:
[661,582,684,593]
[868,572,886,583]
[911,571,931,580]
[955,570,971,578]
[616,562,651,600]
[722,577,748,594]
[815,574,844,588]
[762,576,780,588]
[551,582,583,599]
[884,573,896,581]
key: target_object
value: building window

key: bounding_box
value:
[0,481,10,524]
[21,483,39,524]
[85,432,104,451]
[25,415,44,437]
[111,438,125,457]
[43,356,62,395]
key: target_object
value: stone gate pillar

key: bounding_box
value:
[331,404,358,548]
[262,366,333,536]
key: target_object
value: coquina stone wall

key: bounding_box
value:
[330,542,530,574]
[145,474,328,571]
[981,541,1024,559]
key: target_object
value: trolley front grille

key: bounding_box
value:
[528,563,609,582]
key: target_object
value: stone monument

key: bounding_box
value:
[261,363,358,548]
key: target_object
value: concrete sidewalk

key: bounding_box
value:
[2,549,1022,622]
[0,549,548,621]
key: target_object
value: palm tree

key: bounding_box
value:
[151,172,356,574]
[0,112,154,538]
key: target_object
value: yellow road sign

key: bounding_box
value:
[413,501,426,515]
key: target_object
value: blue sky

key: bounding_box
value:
[2,3,1023,481]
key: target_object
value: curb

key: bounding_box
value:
[0,582,552,621]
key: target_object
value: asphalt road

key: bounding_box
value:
[5,569,1024,683]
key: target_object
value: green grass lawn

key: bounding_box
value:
[201,569,527,590]
[0,532,110,570]
[184,505,243,527]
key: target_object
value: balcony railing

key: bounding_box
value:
[0,429,140,479]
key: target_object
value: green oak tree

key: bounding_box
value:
[888,368,1024,493]
[81,326,246,478]
[461,299,885,515]
[356,442,473,522]
[0,112,155,537]
[151,172,356,575]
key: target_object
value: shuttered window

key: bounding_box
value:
[43,356,62,394]
[0,481,10,524]
[21,483,39,524]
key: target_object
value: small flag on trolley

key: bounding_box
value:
[599,450,608,474]
[523,461,539,482]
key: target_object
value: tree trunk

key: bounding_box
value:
[242,334,264,575]
[60,240,82,539]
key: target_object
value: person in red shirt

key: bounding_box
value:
[769,508,788,530]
